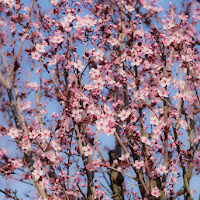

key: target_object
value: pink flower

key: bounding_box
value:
[82,145,93,156]
[85,163,95,171]
[33,160,42,170]
[160,77,171,87]
[89,68,100,79]
[31,51,41,60]
[135,91,145,100]
[40,129,50,140]
[63,13,75,23]
[32,169,43,181]
[73,60,85,71]
[32,21,39,28]
[35,44,45,53]
[180,119,188,130]
[178,14,188,21]
[29,130,39,139]
[142,46,153,55]
[151,187,161,198]
[50,0,58,5]
[107,37,120,46]
[50,35,64,44]
[71,109,82,122]
[2,0,15,8]
[51,140,61,151]
[9,21,16,33]
[21,101,32,111]
[107,127,115,135]
[27,82,39,90]
[125,4,135,12]
[119,153,130,161]
[40,178,49,189]
[156,164,168,175]
[48,58,57,66]
[7,128,20,139]
[93,49,104,61]
[157,88,169,98]
[133,160,144,169]
[21,136,31,151]
[118,109,131,121]
[163,22,175,30]
[11,159,23,169]
[96,119,108,131]
[141,136,151,146]
[93,77,105,90]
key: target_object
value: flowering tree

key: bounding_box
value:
[0,0,200,199]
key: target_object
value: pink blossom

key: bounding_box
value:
[7,128,20,139]
[31,51,41,60]
[85,163,95,171]
[71,109,82,122]
[29,130,39,139]
[50,35,64,44]
[107,37,120,46]
[32,21,39,28]
[21,136,31,151]
[51,140,61,151]
[118,68,127,77]
[9,21,16,32]
[142,46,153,55]
[163,22,175,30]
[150,115,159,126]
[2,0,15,8]
[93,77,105,90]
[119,153,130,161]
[89,68,100,79]
[21,101,32,111]
[141,136,151,146]
[33,160,42,170]
[32,169,43,180]
[82,145,93,156]
[73,60,85,71]
[96,119,108,131]
[48,58,57,66]
[151,187,161,198]
[160,77,171,87]
[43,151,56,162]
[63,13,75,23]
[11,159,23,169]
[40,178,49,189]
[178,14,188,21]
[125,4,135,12]
[27,82,39,90]
[118,109,131,121]
[133,160,144,169]
[180,119,188,130]
[75,15,97,28]
[135,91,145,100]
[181,54,192,62]
[131,58,142,66]
[156,164,168,175]
[93,49,104,61]
[50,0,58,5]
[157,88,169,98]
[107,127,115,135]
[35,44,45,53]
[40,129,50,140]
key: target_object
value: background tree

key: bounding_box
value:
[0,0,200,199]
